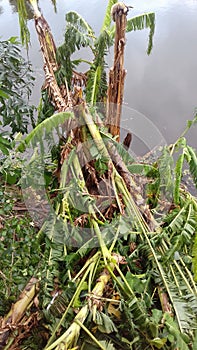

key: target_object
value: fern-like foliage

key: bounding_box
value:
[146,195,197,333]
[162,202,196,262]
[126,12,155,54]
[144,233,197,334]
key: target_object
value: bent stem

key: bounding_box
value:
[45,263,93,348]
[45,257,118,350]
[45,305,89,350]
[75,319,106,350]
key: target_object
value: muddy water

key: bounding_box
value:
[0,0,197,151]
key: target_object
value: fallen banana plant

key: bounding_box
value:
[9,1,197,349]
[0,277,39,349]
[45,256,119,350]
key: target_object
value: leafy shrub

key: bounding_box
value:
[0,181,41,315]
[0,37,35,136]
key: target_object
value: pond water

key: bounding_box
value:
[0,0,197,151]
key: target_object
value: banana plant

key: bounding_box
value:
[6,1,197,350]
[17,0,155,114]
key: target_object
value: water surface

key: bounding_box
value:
[0,0,197,150]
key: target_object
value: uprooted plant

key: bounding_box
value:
[0,1,197,349]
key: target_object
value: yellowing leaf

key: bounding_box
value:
[150,337,167,349]
[108,302,121,319]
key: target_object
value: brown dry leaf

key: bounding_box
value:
[74,214,89,227]
[108,302,121,319]
[91,325,98,334]
[130,242,137,253]
[33,294,39,308]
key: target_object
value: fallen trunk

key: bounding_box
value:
[0,277,39,349]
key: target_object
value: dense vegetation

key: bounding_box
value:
[0,1,197,349]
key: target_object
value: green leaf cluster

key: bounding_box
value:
[0,182,41,316]
[0,38,35,135]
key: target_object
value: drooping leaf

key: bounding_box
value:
[17,111,74,151]
[56,11,95,86]
[186,113,197,130]
[17,0,30,49]
[126,13,155,54]
[95,311,118,334]
[174,153,184,204]
[187,145,197,188]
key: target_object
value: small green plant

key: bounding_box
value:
[0,179,41,316]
